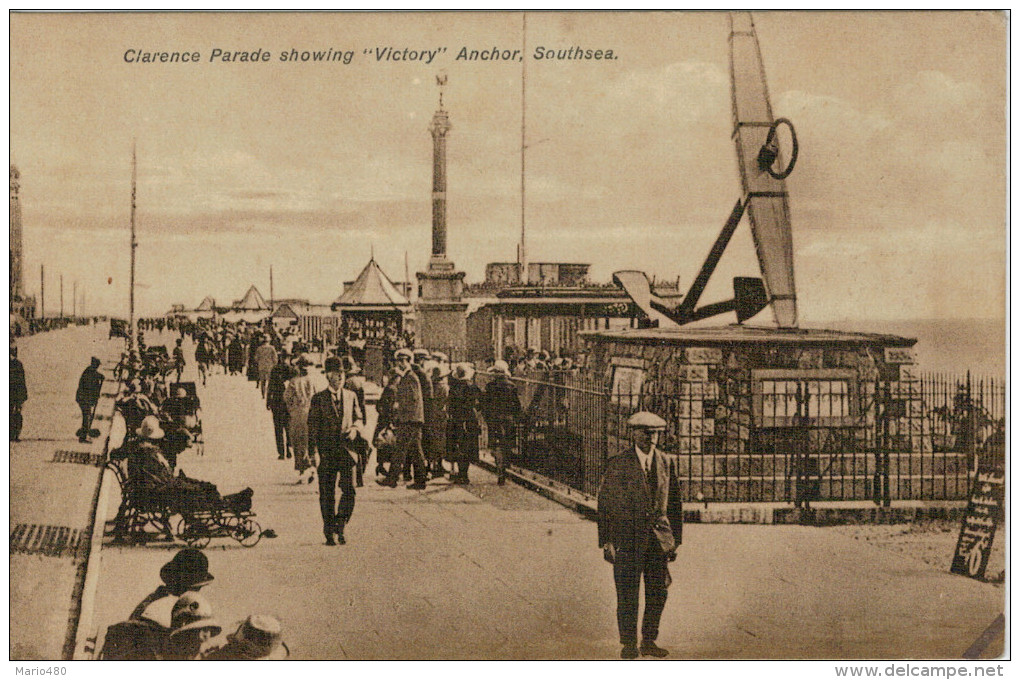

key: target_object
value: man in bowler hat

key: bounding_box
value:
[308,356,364,545]
[597,411,683,659]
[130,548,215,627]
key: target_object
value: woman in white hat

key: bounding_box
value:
[164,592,222,660]
[446,363,482,484]
[204,614,289,660]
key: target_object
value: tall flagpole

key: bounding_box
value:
[269,265,274,310]
[519,11,528,285]
[129,141,137,353]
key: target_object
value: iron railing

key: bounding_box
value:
[485,370,1005,504]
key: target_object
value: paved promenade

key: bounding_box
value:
[80,341,1004,660]
[10,324,122,659]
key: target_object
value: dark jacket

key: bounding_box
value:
[266,362,295,412]
[391,369,424,424]
[483,377,521,425]
[307,388,364,469]
[373,377,397,438]
[10,358,27,405]
[447,379,482,434]
[76,365,104,406]
[597,448,683,555]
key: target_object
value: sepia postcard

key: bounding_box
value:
[8,10,1007,672]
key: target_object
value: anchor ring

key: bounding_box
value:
[757,117,798,180]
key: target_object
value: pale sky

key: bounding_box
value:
[10,11,1006,322]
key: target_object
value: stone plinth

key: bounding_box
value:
[416,267,467,350]
[415,300,468,351]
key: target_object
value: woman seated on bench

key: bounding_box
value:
[125,416,251,512]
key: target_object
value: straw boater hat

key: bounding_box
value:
[412,349,431,362]
[226,615,289,660]
[452,362,475,381]
[394,348,413,361]
[489,360,511,377]
[626,411,667,431]
[136,415,165,440]
[169,592,222,639]
[431,351,449,364]
[159,548,214,592]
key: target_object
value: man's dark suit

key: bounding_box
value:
[308,387,364,539]
[597,447,683,646]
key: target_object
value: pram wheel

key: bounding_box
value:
[176,516,211,548]
[230,517,262,547]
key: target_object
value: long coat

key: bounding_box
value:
[446,379,482,464]
[254,343,278,383]
[307,387,364,470]
[226,338,245,373]
[597,448,683,556]
[483,376,521,445]
[266,362,295,413]
[424,376,449,463]
[284,373,317,472]
[10,358,27,405]
[390,369,424,424]
[76,366,104,407]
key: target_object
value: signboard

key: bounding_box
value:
[885,347,916,364]
[950,466,1005,579]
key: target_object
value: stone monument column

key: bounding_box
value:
[415,77,468,352]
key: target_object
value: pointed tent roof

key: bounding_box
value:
[334,258,409,307]
[236,285,269,310]
[196,296,216,311]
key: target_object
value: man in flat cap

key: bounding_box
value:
[378,348,428,489]
[597,410,683,659]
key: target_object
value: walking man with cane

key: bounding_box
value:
[75,357,104,443]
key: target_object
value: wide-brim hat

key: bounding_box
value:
[489,360,511,377]
[626,411,667,431]
[452,363,475,381]
[136,415,165,440]
[227,615,288,660]
[160,548,214,591]
[393,348,413,361]
[431,351,449,363]
[169,592,222,638]
[169,617,222,639]
[412,349,431,361]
